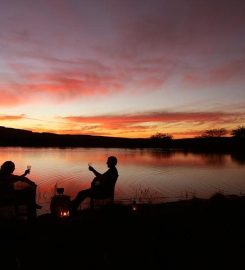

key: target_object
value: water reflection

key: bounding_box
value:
[120,149,229,167]
[1,147,245,215]
[231,152,245,165]
[141,149,176,159]
[196,153,228,166]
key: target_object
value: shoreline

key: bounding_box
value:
[0,126,245,152]
[1,193,245,269]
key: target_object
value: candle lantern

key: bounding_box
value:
[131,200,138,213]
[50,188,71,218]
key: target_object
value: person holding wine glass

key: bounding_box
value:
[0,160,42,219]
[71,156,119,212]
[20,165,31,177]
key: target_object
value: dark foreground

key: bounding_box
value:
[1,194,245,270]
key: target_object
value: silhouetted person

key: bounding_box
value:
[0,160,41,218]
[71,156,118,212]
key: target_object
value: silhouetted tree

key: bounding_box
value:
[200,128,227,138]
[150,133,173,141]
[231,126,245,138]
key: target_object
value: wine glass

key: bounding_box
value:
[26,165,31,174]
[88,162,93,169]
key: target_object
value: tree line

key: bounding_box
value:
[150,126,245,140]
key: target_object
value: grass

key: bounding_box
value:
[1,193,245,269]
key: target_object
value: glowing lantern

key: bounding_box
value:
[131,200,138,212]
[50,188,71,218]
[60,210,70,217]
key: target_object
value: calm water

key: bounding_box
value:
[1,147,245,215]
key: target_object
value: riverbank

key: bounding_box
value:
[1,126,245,154]
[1,193,245,269]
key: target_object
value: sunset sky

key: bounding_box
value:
[0,0,245,138]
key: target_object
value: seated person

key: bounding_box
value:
[71,156,118,211]
[0,161,41,218]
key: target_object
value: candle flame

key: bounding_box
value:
[60,210,70,217]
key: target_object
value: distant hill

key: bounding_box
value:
[0,126,244,153]
[0,126,148,147]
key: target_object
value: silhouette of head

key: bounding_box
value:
[107,156,117,168]
[0,161,15,175]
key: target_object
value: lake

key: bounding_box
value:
[1,147,245,215]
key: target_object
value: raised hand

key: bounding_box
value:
[22,169,30,176]
[88,165,94,171]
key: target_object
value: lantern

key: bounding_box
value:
[50,188,71,218]
[131,200,138,213]
[60,210,70,217]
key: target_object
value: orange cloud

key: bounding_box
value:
[7,110,242,139]
[0,114,25,121]
[60,111,245,138]
[63,111,238,125]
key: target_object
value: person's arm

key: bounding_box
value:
[20,169,30,177]
[88,166,102,177]
[19,176,37,187]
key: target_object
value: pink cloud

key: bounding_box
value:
[95,0,245,89]
[118,0,245,55]
[0,91,21,107]
[209,59,245,82]
[2,66,124,103]
[1,0,245,111]
[184,58,245,86]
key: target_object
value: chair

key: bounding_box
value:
[0,185,36,220]
[90,194,115,209]
[89,179,117,209]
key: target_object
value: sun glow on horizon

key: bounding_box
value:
[1,110,243,139]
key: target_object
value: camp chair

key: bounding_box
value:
[0,185,37,220]
[90,179,117,209]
